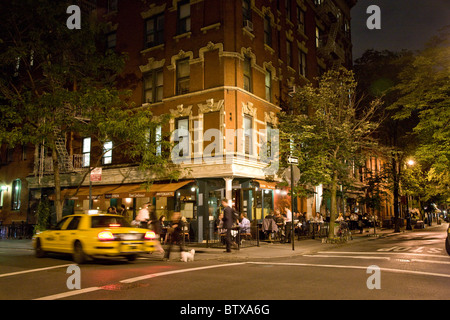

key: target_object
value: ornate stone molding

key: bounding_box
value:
[140,3,166,19]
[265,111,278,125]
[198,99,224,114]
[139,57,166,73]
[242,102,257,117]
[170,104,192,117]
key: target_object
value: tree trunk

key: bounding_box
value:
[392,155,401,232]
[51,145,63,222]
[328,171,338,240]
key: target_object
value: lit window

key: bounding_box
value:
[82,137,91,167]
[103,141,113,165]
[244,116,253,155]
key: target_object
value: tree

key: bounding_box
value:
[354,49,418,232]
[278,68,381,239]
[0,0,177,222]
[391,26,450,206]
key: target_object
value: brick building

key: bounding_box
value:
[1,0,359,240]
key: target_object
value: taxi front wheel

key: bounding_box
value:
[35,239,47,258]
[73,241,87,264]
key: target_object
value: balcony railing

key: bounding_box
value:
[40,154,85,173]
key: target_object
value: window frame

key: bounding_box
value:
[145,14,165,48]
[176,58,190,95]
[102,141,113,165]
[177,0,191,35]
[143,68,163,104]
[243,55,252,93]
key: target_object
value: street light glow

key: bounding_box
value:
[407,159,415,166]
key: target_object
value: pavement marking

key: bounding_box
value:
[247,262,450,279]
[33,262,246,300]
[318,251,450,259]
[34,287,101,300]
[120,262,247,283]
[304,254,391,260]
[0,264,73,279]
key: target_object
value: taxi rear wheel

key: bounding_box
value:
[73,241,87,264]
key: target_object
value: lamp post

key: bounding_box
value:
[405,159,415,230]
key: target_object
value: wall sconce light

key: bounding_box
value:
[1,185,8,192]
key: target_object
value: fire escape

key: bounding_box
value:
[316,1,347,69]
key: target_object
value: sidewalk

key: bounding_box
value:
[0,226,414,262]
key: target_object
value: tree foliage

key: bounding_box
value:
[0,0,177,221]
[278,68,382,238]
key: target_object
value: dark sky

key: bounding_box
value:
[351,0,450,60]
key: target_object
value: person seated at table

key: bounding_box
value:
[336,213,344,222]
[238,213,250,234]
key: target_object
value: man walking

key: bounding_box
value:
[221,199,238,253]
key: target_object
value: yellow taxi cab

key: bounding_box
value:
[33,213,156,263]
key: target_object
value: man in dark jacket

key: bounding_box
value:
[221,199,238,253]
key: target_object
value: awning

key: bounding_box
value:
[52,180,195,200]
[254,180,278,190]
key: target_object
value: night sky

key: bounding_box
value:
[351,0,450,60]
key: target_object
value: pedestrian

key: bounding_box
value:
[163,211,186,261]
[284,208,292,243]
[135,202,151,228]
[107,206,117,214]
[221,198,238,253]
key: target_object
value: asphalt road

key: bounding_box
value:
[1,224,449,303]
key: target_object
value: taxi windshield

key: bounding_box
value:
[91,216,131,228]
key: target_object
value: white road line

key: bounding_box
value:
[0,264,73,279]
[120,262,247,283]
[34,287,101,300]
[304,254,391,260]
[33,262,246,300]
[318,251,450,259]
[248,262,450,279]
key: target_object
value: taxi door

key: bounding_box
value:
[43,217,71,252]
[58,216,82,253]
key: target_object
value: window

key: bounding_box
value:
[265,70,272,102]
[266,123,274,159]
[297,7,305,33]
[177,1,191,34]
[243,56,252,92]
[146,14,165,48]
[286,40,293,67]
[155,125,162,156]
[244,116,253,155]
[82,137,91,168]
[106,32,116,50]
[176,58,190,95]
[299,50,307,77]
[264,15,272,47]
[66,216,82,230]
[175,118,189,158]
[285,0,292,21]
[315,26,322,48]
[242,0,252,24]
[11,179,21,210]
[144,69,163,103]
[103,141,113,165]
[107,0,118,13]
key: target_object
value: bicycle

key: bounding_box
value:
[336,221,352,242]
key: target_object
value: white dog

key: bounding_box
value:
[180,249,195,262]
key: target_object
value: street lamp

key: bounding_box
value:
[405,159,415,230]
[407,159,415,166]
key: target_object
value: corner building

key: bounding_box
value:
[24,0,357,242]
